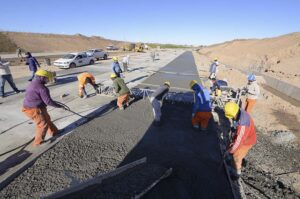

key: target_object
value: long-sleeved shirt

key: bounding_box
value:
[191,83,212,113]
[26,56,40,71]
[0,61,12,75]
[23,76,60,108]
[151,85,169,101]
[111,62,123,74]
[229,109,257,154]
[77,73,96,87]
[209,62,218,73]
[246,82,260,100]
[112,77,130,96]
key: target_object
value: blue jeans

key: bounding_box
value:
[0,74,19,97]
[28,70,36,81]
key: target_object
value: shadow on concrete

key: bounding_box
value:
[117,102,233,199]
[126,75,149,84]
[0,138,33,176]
[2,89,26,98]
[128,67,146,73]
[56,71,87,78]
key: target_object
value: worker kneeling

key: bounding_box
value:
[150,81,170,126]
[22,70,64,146]
[190,80,212,131]
[110,73,130,110]
[77,72,99,99]
[224,102,257,180]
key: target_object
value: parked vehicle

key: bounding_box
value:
[53,52,95,69]
[86,49,109,60]
[106,45,119,51]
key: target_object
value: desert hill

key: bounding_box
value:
[199,32,300,85]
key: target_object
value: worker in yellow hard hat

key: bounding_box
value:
[190,80,212,131]
[77,72,100,99]
[209,58,219,79]
[149,81,171,126]
[112,57,123,77]
[22,69,64,146]
[110,73,130,110]
[223,102,257,180]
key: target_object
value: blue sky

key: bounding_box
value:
[0,0,299,45]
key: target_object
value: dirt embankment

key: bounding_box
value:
[193,51,300,197]
[0,31,126,53]
[0,32,18,53]
[199,32,300,85]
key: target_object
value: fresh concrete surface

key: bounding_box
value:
[0,49,185,190]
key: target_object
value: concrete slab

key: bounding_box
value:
[0,49,185,191]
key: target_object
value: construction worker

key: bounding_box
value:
[150,82,170,126]
[111,57,123,77]
[244,74,260,114]
[190,80,212,131]
[77,72,99,99]
[22,69,64,146]
[25,52,40,81]
[209,58,219,79]
[122,55,130,72]
[210,78,228,97]
[224,102,257,180]
[110,73,130,110]
[0,56,21,98]
[16,47,23,58]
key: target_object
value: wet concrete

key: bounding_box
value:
[0,51,233,198]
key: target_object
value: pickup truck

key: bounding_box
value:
[53,52,95,69]
[86,49,109,60]
[106,45,119,51]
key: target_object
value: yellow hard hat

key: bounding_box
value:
[164,81,171,87]
[214,57,218,61]
[112,57,118,61]
[216,89,221,97]
[189,80,197,89]
[35,69,51,79]
[110,73,117,78]
[224,102,239,119]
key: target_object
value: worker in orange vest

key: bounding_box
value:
[77,72,99,98]
[224,102,257,180]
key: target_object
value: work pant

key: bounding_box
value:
[122,62,128,72]
[78,83,99,97]
[232,144,253,170]
[150,97,161,122]
[245,98,256,114]
[192,112,212,129]
[0,74,19,97]
[28,70,36,81]
[22,107,58,146]
[117,93,130,108]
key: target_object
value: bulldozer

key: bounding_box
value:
[122,43,135,51]
[135,43,145,52]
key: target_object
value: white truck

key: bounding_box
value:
[86,49,109,60]
[53,52,95,69]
